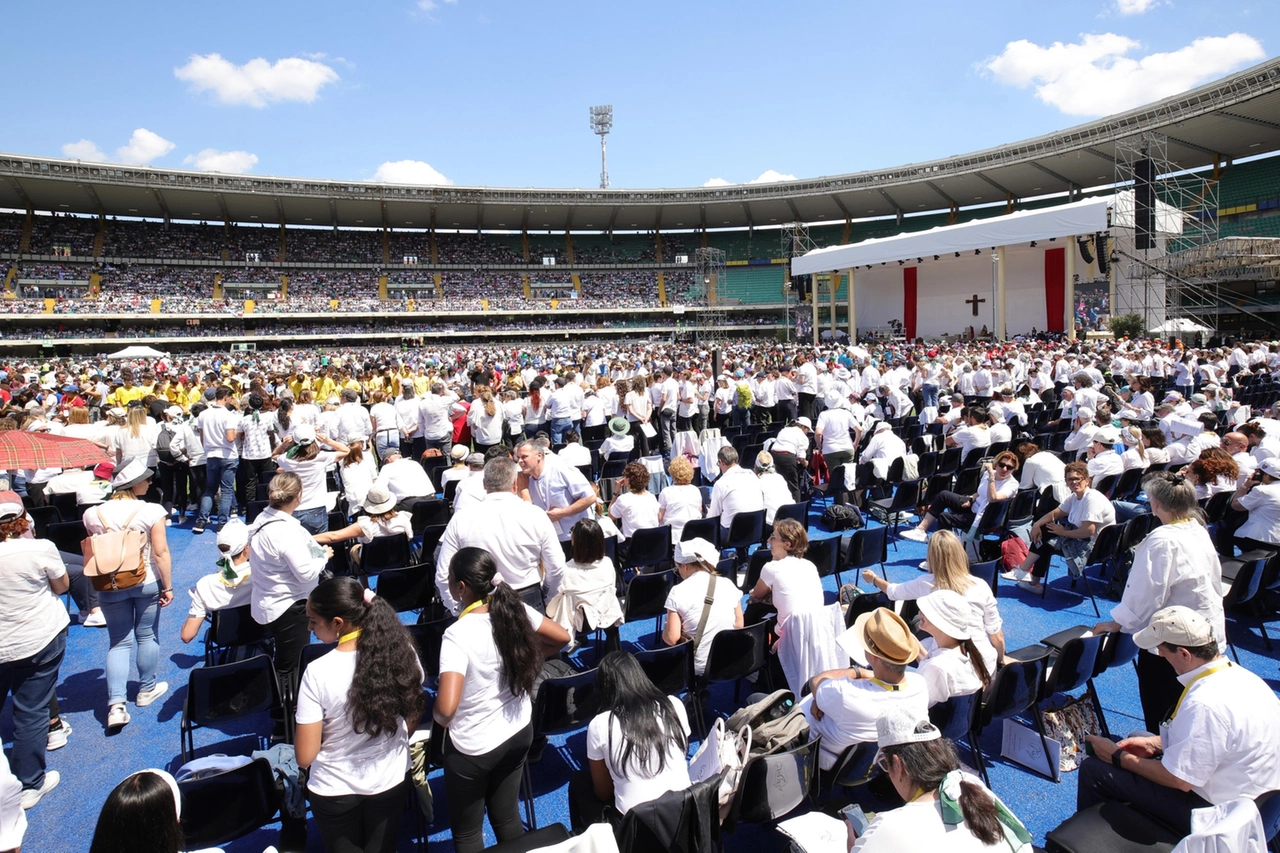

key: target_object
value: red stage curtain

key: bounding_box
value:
[1044,248,1065,333]
[904,267,917,340]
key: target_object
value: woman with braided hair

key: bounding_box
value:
[295,577,425,853]
[433,547,569,853]
[1092,470,1225,732]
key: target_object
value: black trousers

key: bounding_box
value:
[925,490,975,531]
[799,392,816,421]
[186,463,206,512]
[157,461,189,514]
[309,779,408,853]
[265,600,311,701]
[236,457,275,508]
[1136,648,1183,734]
[773,451,802,501]
[568,768,610,832]
[1076,755,1209,835]
[443,722,534,853]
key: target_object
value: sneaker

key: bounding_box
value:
[136,682,169,707]
[46,721,71,751]
[107,704,131,730]
[838,583,861,607]
[1017,580,1045,594]
[80,609,106,627]
[192,522,206,534]
[918,561,931,572]
[164,518,172,527]
[900,528,928,543]
[20,771,59,809]
[1000,570,1027,582]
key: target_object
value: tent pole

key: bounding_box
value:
[846,268,856,343]
[995,246,1007,341]
[830,272,837,339]
[1065,236,1076,341]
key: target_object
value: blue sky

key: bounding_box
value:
[4,0,1278,190]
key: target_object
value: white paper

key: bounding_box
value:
[639,422,657,439]
[777,812,849,853]
[1001,718,1061,782]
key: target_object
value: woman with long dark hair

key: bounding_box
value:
[433,547,569,853]
[296,577,425,853]
[569,650,691,829]
[89,769,183,853]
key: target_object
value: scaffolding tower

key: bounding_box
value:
[781,223,817,343]
[692,247,728,345]
[1112,133,1219,332]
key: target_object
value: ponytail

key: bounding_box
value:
[448,547,540,698]
[956,779,1004,846]
[960,638,992,688]
[308,578,424,739]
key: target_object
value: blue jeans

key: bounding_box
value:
[549,417,572,446]
[0,627,66,789]
[199,456,239,526]
[374,431,399,463]
[921,384,940,410]
[100,581,162,705]
[294,506,328,535]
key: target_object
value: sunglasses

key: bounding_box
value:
[996,462,1015,470]
[1065,477,1086,484]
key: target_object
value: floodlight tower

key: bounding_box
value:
[589,104,612,189]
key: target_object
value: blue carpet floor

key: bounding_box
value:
[10,507,1280,853]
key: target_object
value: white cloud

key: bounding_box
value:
[174,53,340,108]
[702,170,797,187]
[183,148,259,172]
[115,128,176,165]
[981,32,1266,116]
[416,0,457,14]
[61,139,106,161]
[370,159,452,185]
[1115,0,1159,14]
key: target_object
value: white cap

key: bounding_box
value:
[216,519,250,557]
[1092,426,1121,445]
[674,537,719,567]
[1133,605,1214,650]
[873,420,892,434]
[293,423,316,444]
[1258,458,1280,479]
[874,708,941,762]
[165,405,184,418]
[795,416,812,429]
[1075,407,1095,421]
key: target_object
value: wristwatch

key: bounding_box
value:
[1111,748,1125,769]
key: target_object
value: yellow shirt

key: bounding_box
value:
[313,376,338,401]
[109,386,145,407]
[288,377,311,399]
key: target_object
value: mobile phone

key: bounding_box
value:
[840,803,869,837]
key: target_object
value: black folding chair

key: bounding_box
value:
[722,736,822,834]
[204,604,271,666]
[623,570,675,643]
[866,479,923,549]
[805,535,840,582]
[181,654,287,761]
[360,533,412,576]
[846,526,889,582]
[680,516,718,545]
[970,648,1054,787]
[520,667,599,828]
[178,757,281,851]
[697,621,771,724]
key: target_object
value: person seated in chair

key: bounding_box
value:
[901,451,1020,543]
[800,607,928,771]
[1079,606,1280,836]
[179,519,255,643]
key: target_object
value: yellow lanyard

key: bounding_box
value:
[869,676,901,692]
[337,629,361,645]
[1170,661,1230,721]
[458,598,488,619]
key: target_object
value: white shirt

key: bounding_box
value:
[759,471,793,524]
[186,569,254,619]
[971,472,1019,518]
[917,639,983,708]
[369,401,399,438]
[707,464,765,530]
[83,499,168,585]
[1086,450,1124,481]
[197,404,240,459]
[295,648,417,797]
[1237,481,1280,545]
[247,507,328,624]
[527,456,596,541]
[1019,451,1067,500]
[852,794,1032,853]
[803,672,929,770]
[1111,521,1225,645]
[657,484,702,542]
[374,457,435,503]
[772,426,809,459]
[860,429,906,464]
[587,697,691,814]
[759,555,824,633]
[1060,489,1116,538]
[1160,659,1280,806]
[610,490,660,539]
[438,604,544,755]
[452,471,486,513]
[816,408,857,454]
[436,492,566,614]
[0,539,69,664]
[417,394,453,441]
[275,451,337,512]
[664,573,741,675]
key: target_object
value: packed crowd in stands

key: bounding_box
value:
[285,228,381,264]
[281,270,378,300]
[5,330,1280,852]
[436,232,524,265]
[103,219,228,260]
[27,213,96,256]
[577,271,659,306]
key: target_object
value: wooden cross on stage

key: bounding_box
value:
[966,294,986,316]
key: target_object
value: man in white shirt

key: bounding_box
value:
[417,382,454,456]
[451,452,488,513]
[815,392,860,470]
[657,367,680,459]
[797,356,819,421]
[332,388,373,446]
[436,456,565,614]
[707,445,765,539]
[516,440,596,542]
[859,420,906,466]
[374,453,435,511]
[1080,606,1280,835]
[194,386,242,534]
[394,379,422,457]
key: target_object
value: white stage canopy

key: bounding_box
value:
[792,197,1112,275]
[108,345,168,359]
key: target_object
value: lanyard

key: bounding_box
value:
[459,598,488,619]
[1170,661,1231,721]
[869,676,901,692]
[338,629,361,645]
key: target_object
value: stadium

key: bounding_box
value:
[7,12,1280,853]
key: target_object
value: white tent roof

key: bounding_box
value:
[1150,317,1212,333]
[792,197,1111,275]
[108,345,168,359]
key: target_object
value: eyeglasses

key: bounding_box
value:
[996,462,1015,470]
[875,753,893,774]
[1065,477,1086,484]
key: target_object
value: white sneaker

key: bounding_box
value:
[136,682,169,707]
[20,771,59,809]
[918,561,931,572]
[107,703,131,730]
[1000,569,1030,582]
[900,528,928,542]
[46,721,71,751]
[80,609,106,627]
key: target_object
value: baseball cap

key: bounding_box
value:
[674,537,719,567]
[1092,426,1121,445]
[293,424,316,445]
[1258,458,1280,479]
[795,416,812,429]
[165,405,183,418]
[1075,407,1095,421]
[875,708,942,763]
[216,519,250,557]
[1133,605,1214,650]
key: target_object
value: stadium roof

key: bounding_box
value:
[4,57,1280,232]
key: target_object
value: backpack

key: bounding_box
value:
[156,425,177,464]
[735,383,753,410]
[726,689,809,755]
[821,504,864,531]
[81,506,149,592]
